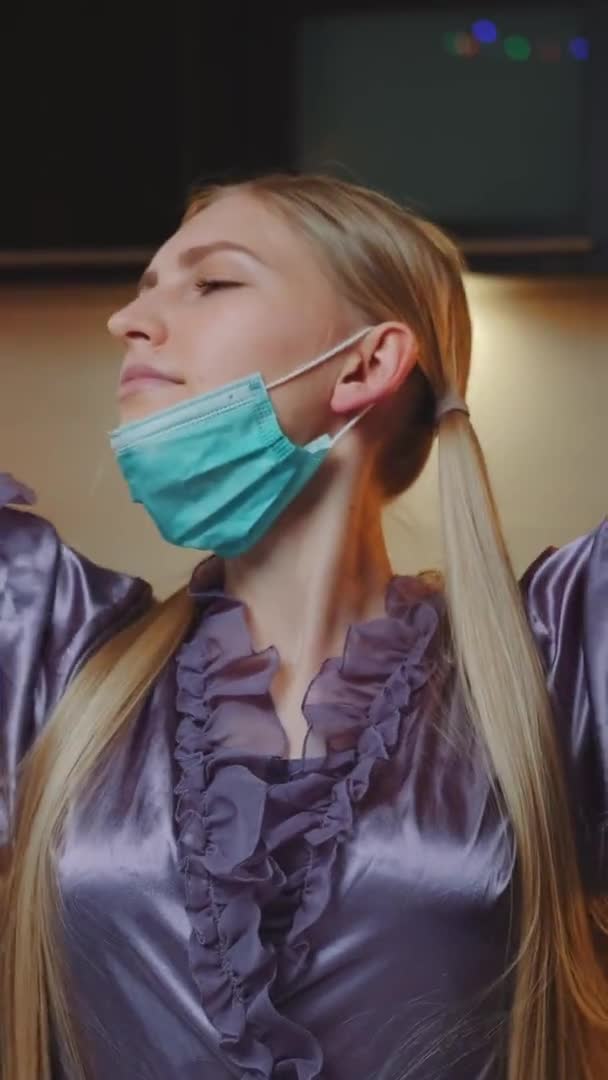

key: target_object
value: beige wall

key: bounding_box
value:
[1,276,606,597]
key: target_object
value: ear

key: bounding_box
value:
[330,322,418,416]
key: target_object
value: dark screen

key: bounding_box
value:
[295,7,588,231]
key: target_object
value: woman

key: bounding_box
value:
[1,173,607,1080]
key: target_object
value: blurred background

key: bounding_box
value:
[1,2,606,596]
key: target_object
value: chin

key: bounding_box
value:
[117,382,189,423]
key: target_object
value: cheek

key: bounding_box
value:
[176,291,329,396]
[177,302,266,395]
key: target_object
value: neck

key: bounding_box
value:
[223,458,392,675]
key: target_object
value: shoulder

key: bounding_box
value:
[521,522,608,887]
[0,474,153,841]
[0,472,152,706]
[520,520,607,671]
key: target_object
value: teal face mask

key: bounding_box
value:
[109,327,372,558]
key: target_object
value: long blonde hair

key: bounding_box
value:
[3,173,608,1080]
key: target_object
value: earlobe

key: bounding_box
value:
[330,379,370,415]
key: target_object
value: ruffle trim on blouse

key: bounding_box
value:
[174,575,442,1079]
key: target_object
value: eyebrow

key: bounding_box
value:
[136,241,265,293]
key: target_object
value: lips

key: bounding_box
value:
[120,362,184,386]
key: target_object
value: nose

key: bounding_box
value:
[107,296,167,346]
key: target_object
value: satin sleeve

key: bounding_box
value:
[0,474,152,844]
[522,520,608,891]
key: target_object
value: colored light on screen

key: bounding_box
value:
[504,35,532,61]
[472,19,498,45]
[569,37,590,61]
[538,40,562,63]
[443,31,480,58]
[443,31,459,56]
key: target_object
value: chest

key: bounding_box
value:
[55,674,515,1080]
[56,674,514,970]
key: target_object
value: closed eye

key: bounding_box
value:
[194,279,242,295]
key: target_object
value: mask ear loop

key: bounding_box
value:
[266,326,376,445]
[330,403,374,446]
[267,326,376,442]
[266,326,373,391]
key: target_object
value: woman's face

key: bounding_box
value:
[108,191,361,441]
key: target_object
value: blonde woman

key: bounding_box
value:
[1,174,607,1080]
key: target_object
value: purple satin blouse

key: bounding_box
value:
[1,472,607,1080]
